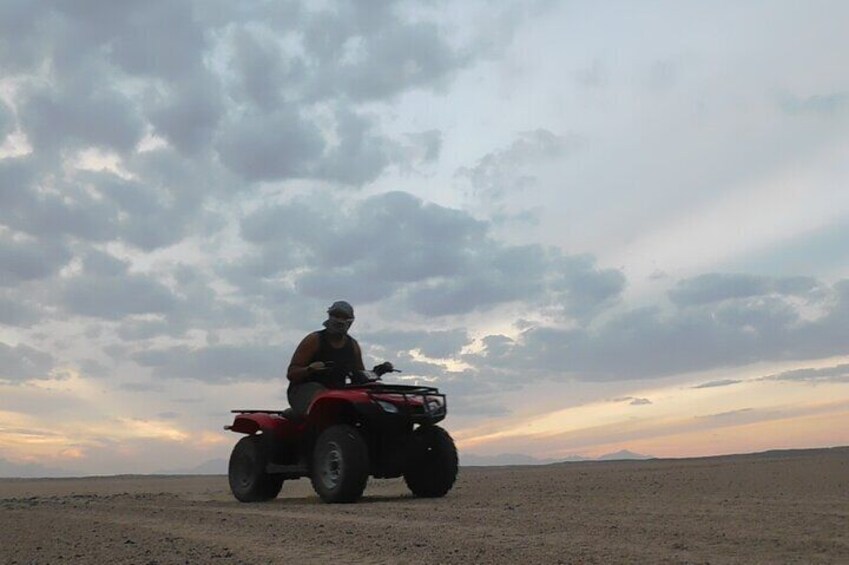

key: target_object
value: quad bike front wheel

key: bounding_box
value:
[228,435,284,502]
[404,425,458,498]
[311,424,369,503]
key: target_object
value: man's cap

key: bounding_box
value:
[327,300,354,318]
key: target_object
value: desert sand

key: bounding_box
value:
[2,447,847,564]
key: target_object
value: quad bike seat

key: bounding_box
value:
[280,407,304,424]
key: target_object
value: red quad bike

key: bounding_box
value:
[224,366,458,503]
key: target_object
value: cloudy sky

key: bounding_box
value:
[2,0,848,475]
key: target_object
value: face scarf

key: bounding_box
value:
[324,316,353,336]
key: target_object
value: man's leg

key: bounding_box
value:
[288,382,326,416]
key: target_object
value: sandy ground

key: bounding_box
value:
[1,447,847,564]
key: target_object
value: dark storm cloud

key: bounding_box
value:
[193,0,302,29]
[0,0,47,72]
[468,277,849,382]
[132,343,285,383]
[147,73,225,155]
[4,0,488,199]
[0,159,35,209]
[0,341,54,383]
[81,249,129,277]
[62,273,178,320]
[237,191,624,317]
[761,363,849,384]
[0,178,115,243]
[5,0,215,161]
[407,274,530,317]
[116,318,187,342]
[207,2,482,182]
[111,179,194,249]
[0,0,509,348]
[668,273,823,306]
[215,108,326,182]
[228,26,301,111]
[283,1,471,102]
[0,159,196,249]
[59,252,178,321]
[295,269,397,303]
[239,190,486,285]
[314,21,467,101]
[0,236,70,287]
[548,254,626,319]
[407,248,623,318]
[166,264,258,332]
[63,257,257,341]
[102,1,207,80]
[76,358,109,379]
[394,130,442,175]
[725,219,849,277]
[216,105,421,185]
[0,291,42,327]
[692,379,743,389]
[315,108,396,185]
[0,102,12,139]
[18,80,145,155]
[119,381,165,393]
[696,408,755,421]
[669,273,766,305]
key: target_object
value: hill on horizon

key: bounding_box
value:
[461,449,653,467]
[3,446,847,478]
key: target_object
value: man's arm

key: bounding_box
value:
[287,333,321,384]
[351,338,365,371]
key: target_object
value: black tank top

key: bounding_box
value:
[309,330,358,389]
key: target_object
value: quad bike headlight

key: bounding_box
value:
[426,397,445,414]
[375,400,400,414]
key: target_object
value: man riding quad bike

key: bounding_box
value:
[224,363,458,503]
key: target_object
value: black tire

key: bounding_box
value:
[228,435,284,502]
[403,425,458,498]
[310,424,369,503]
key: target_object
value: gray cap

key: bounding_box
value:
[327,300,354,318]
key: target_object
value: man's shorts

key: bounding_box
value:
[287,382,327,416]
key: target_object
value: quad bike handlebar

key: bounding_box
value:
[372,361,400,378]
[308,361,399,378]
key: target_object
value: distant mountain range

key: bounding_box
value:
[0,457,76,478]
[157,459,228,475]
[0,450,655,477]
[461,449,653,466]
[9,447,847,477]
[596,449,653,461]
[158,449,656,473]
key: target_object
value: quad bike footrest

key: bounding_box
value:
[266,462,309,479]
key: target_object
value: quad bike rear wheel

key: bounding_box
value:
[403,425,458,498]
[228,435,284,502]
[311,424,369,503]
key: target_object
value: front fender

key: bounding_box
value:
[226,413,298,438]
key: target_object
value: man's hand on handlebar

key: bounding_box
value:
[307,361,333,374]
[372,361,397,377]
